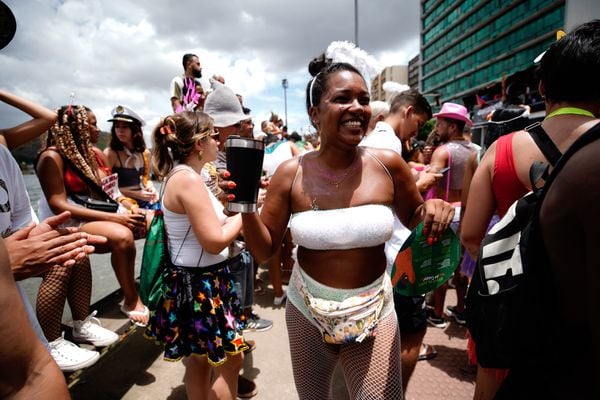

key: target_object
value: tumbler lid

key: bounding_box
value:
[225,135,264,150]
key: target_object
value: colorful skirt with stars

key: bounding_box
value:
[145,259,248,366]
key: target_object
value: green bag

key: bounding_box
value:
[390,222,461,296]
[139,166,191,310]
[139,209,169,311]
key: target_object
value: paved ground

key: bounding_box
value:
[69,267,475,400]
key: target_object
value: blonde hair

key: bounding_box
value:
[152,111,214,180]
[370,101,390,120]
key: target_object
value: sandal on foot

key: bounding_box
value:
[244,339,256,354]
[237,375,258,398]
[120,305,149,327]
[418,343,438,361]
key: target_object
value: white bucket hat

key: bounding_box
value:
[203,85,250,128]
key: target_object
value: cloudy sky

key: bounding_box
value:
[0,0,420,143]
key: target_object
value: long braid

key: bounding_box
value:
[48,105,104,193]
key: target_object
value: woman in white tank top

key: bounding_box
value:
[145,111,246,399]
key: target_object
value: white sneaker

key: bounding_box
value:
[49,334,100,372]
[73,311,119,347]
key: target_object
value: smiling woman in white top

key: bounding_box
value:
[239,55,455,399]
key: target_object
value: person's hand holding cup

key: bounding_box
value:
[224,136,265,213]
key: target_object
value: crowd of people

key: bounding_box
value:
[1,18,599,400]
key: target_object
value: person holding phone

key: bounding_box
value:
[426,103,476,328]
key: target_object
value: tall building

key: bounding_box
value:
[408,55,420,90]
[370,65,408,102]
[420,0,567,110]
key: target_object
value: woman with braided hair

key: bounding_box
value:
[35,105,149,329]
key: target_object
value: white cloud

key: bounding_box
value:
[1,0,420,137]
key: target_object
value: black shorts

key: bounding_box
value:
[393,291,427,334]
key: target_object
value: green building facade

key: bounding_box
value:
[420,0,565,109]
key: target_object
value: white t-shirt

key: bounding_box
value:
[360,121,403,156]
[169,75,184,101]
[359,121,411,270]
[263,140,294,178]
[0,145,33,236]
[0,145,48,348]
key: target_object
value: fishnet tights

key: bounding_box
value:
[36,257,92,341]
[286,302,403,400]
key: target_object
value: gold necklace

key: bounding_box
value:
[316,151,360,189]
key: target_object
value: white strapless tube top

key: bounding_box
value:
[289,204,394,250]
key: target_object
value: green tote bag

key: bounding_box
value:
[139,209,169,311]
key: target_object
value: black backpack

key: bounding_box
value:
[465,122,600,369]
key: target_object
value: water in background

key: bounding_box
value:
[21,173,144,322]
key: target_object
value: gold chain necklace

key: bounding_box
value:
[316,151,360,189]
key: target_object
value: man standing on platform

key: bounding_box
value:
[170,53,203,113]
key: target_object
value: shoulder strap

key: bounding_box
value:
[525,122,562,190]
[445,145,452,202]
[363,148,395,199]
[541,122,600,193]
[161,165,196,266]
[160,164,194,198]
[289,154,304,193]
[525,122,562,166]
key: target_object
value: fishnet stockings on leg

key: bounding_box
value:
[67,257,92,321]
[37,264,72,341]
[286,302,339,400]
[36,257,93,340]
[340,312,403,400]
[286,302,403,400]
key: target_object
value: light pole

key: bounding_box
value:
[354,0,358,46]
[282,78,289,128]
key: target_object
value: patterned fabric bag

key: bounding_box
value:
[292,271,385,344]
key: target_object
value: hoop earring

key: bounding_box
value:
[198,150,203,161]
